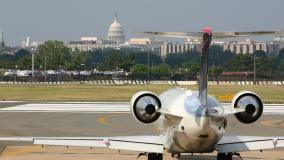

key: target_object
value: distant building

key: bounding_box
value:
[274,30,284,42]
[160,39,202,57]
[223,39,275,55]
[159,37,283,57]
[107,14,125,44]
[0,30,5,48]
[128,38,161,46]
[81,36,99,41]
[21,36,42,48]
[273,31,284,55]
[66,37,121,52]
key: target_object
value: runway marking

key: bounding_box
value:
[97,114,123,127]
[1,146,38,157]
[260,120,284,128]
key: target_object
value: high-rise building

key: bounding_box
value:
[273,30,284,55]
[0,30,5,48]
[223,39,274,55]
[160,39,202,58]
[107,14,125,44]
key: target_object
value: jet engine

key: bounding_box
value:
[232,91,263,124]
[130,91,161,124]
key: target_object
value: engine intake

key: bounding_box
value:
[130,91,161,124]
[232,91,263,124]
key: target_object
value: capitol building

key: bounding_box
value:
[66,14,162,52]
[66,15,125,51]
[107,15,125,44]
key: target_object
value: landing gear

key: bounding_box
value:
[148,153,163,160]
[171,153,181,158]
[217,153,233,160]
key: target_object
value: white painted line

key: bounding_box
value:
[0,101,23,103]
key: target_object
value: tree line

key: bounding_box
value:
[0,40,284,78]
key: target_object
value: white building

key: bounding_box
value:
[107,14,125,44]
[0,30,5,48]
[21,36,42,48]
[160,39,202,58]
[223,39,274,54]
[81,36,99,41]
[128,38,161,46]
[66,37,121,52]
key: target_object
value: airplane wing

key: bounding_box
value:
[217,136,284,153]
[0,135,164,153]
[221,103,284,116]
[133,31,277,39]
[213,31,276,39]
[133,31,202,39]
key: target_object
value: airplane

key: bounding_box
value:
[0,27,283,160]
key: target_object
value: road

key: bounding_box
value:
[0,102,282,159]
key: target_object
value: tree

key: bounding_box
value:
[87,50,104,70]
[0,49,30,62]
[17,55,32,70]
[209,45,235,66]
[37,40,71,70]
[131,64,148,74]
[278,48,284,60]
[254,50,267,58]
[275,48,284,70]
[134,52,162,65]
[181,61,200,75]
[128,52,135,65]
[165,51,199,67]
[209,66,223,82]
[223,54,253,72]
[70,49,88,70]
[120,53,135,72]
[105,51,122,70]
[255,57,273,75]
[151,64,171,75]
[279,59,284,71]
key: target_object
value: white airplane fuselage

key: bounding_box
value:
[154,88,226,153]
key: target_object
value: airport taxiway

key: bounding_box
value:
[0,102,282,159]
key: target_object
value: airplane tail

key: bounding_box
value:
[133,29,278,110]
[196,28,277,109]
[198,27,212,109]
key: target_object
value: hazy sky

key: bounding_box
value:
[0,0,283,45]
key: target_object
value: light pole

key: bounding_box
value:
[80,64,85,81]
[31,48,36,83]
[14,65,17,82]
[44,56,47,82]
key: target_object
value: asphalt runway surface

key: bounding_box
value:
[0,102,283,159]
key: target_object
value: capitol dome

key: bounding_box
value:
[107,15,125,44]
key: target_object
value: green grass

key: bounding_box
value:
[0,84,283,103]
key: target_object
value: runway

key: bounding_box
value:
[0,102,283,159]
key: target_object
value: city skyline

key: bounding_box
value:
[0,0,284,45]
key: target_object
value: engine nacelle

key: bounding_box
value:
[232,91,263,124]
[130,91,161,124]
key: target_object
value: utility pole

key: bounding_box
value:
[32,51,34,83]
[44,56,47,82]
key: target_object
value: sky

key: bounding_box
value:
[0,0,283,46]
